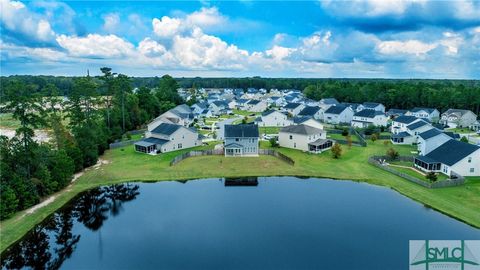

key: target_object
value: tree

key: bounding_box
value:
[341,128,349,136]
[346,135,353,148]
[0,186,19,220]
[386,148,399,160]
[99,67,115,128]
[269,137,278,147]
[460,136,469,143]
[331,143,342,159]
[426,172,438,182]
[112,74,132,132]
[371,133,378,142]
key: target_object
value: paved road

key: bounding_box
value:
[216,116,242,140]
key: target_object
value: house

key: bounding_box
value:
[390,119,431,145]
[210,100,229,115]
[405,107,440,122]
[319,98,339,111]
[134,122,202,154]
[469,120,480,131]
[440,109,478,128]
[257,110,292,127]
[323,105,354,124]
[341,102,361,112]
[386,109,407,118]
[414,139,480,177]
[297,106,322,120]
[224,124,259,157]
[390,115,419,134]
[358,102,385,113]
[390,132,416,145]
[267,96,284,107]
[283,102,305,116]
[148,104,194,129]
[293,116,325,130]
[245,100,267,112]
[406,120,432,136]
[279,124,332,153]
[191,102,208,114]
[351,110,388,128]
[416,128,453,155]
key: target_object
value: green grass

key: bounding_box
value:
[0,113,21,129]
[1,139,479,253]
[259,126,281,134]
[233,109,256,116]
[447,127,476,134]
[328,133,360,142]
[391,166,448,182]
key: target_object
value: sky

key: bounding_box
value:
[1,0,480,78]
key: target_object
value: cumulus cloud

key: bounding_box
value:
[56,34,135,58]
[377,40,436,55]
[102,13,120,33]
[152,16,182,38]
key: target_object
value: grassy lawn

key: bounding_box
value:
[1,139,479,252]
[446,127,476,134]
[391,166,448,182]
[233,116,257,125]
[233,109,256,116]
[0,113,21,129]
[328,133,360,142]
[259,126,281,134]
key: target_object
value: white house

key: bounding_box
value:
[414,139,480,177]
[440,109,478,128]
[358,102,385,113]
[293,117,325,130]
[323,105,354,124]
[245,100,268,112]
[351,110,388,128]
[390,115,419,134]
[283,102,305,116]
[279,124,332,153]
[210,100,229,115]
[148,105,194,129]
[405,107,440,122]
[416,128,453,155]
[405,120,432,136]
[135,122,202,154]
[257,110,292,127]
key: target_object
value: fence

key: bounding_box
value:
[109,139,141,149]
[350,127,367,147]
[170,148,295,166]
[368,156,465,188]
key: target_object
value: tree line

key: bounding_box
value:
[0,71,182,220]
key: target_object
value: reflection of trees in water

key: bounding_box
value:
[1,184,140,270]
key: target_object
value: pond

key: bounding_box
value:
[1,177,479,269]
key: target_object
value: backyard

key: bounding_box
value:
[1,139,479,253]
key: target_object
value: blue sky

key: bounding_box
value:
[1,0,480,78]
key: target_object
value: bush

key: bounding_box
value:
[341,128,349,136]
[269,137,278,147]
[364,125,376,135]
[371,133,378,142]
[460,136,468,143]
[331,143,342,159]
[426,172,438,182]
[386,148,399,160]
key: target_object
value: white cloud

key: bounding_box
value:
[265,45,295,60]
[152,16,182,38]
[185,7,226,29]
[102,13,120,33]
[377,40,437,55]
[56,34,135,58]
[138,37,167,57]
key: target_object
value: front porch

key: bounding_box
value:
[391,132,411,144]
[414,156,442,173]
[224,143,244,157]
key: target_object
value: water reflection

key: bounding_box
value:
[1,184,139,270]
[224,177,258,186]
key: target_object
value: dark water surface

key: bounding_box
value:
[2,177,479,270]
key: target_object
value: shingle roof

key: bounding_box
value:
[225,124,259,138]
[442,109,473,117]
[151,123,182,135]
[393,115,418,124]
[418,128,443,140]
[392,131,411,138]
[298,106,320,116]
[292,116,312,124]
[280,124,323,135]
[420,139,479,166]
[248,100,261,105]
[325,105,348,114]
[284,102,302,109]
[362,102,382,108]
[354,109,384,118]
[135,137,169,147]
[410,107,437,114]
[406,120,429,130]
[320,98,339,105]
[387,109,407,115]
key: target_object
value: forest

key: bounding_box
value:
[0,70,182,220]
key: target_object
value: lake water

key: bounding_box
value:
[1,177,479,270]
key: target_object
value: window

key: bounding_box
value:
[289,135,293,140]
[468,157,472,163]
[235,138,239,142]
[470,168,475,173]
[294,143,296,148]
[178,143,182,149]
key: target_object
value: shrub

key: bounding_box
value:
[386,148,399,160]
[383,140,390,146]
[371,133,378,142]
[426,172,438,182]
[331,143,342,159]
[269,137,278,147]
[341,128,349,136]
[460,136,468,143]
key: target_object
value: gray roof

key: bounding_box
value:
[298,106,320,116]
[308,138,333,146]
[151,123,182,135]
[406,120,429,130]
[262,109,280,116]
[387,109,407,115]
[320,98,339,105]
[248,100,261,105]
[393,115,418,124]
[292,116,312,124]
[410,107,437,114]
[135,137,169,147]
[392,131,411,138]
[362,102,383,108]
[225,124,259,138]
[325,105,348,114]
[354,109,384,118]
[280,124,322,135]
[284,102,301,109]
[418,128,442,140]
[442,109,474,117]
[418,139,480,166]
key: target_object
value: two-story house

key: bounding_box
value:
[358,102,385,113]
[323,105,354,124]
[135,122,202,154]
[283,102,305,117]
[224,124,259,157]
[257,110,292,127]
[297,106,323,120]
[279,124,332,153]
[440,109,478,128]
[351,109,388,128]
[405,107,440,122]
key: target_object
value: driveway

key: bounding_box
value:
[216,116,242,140]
